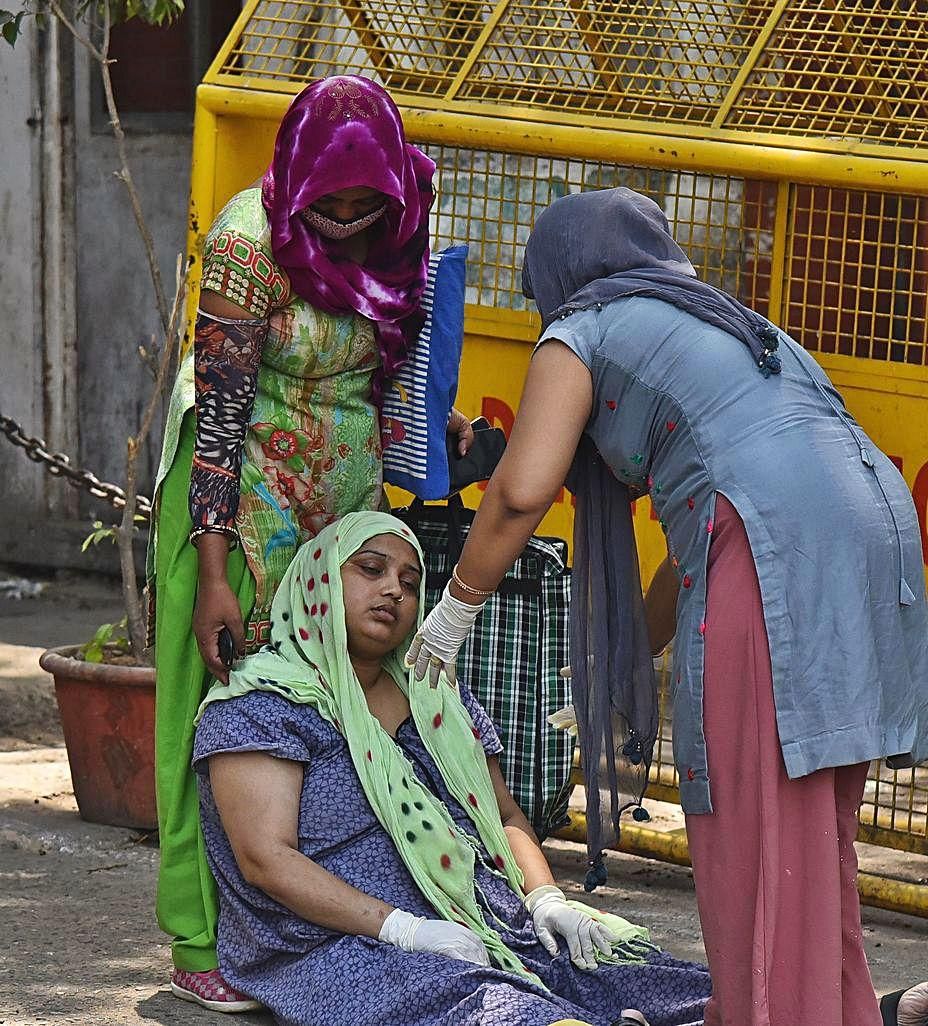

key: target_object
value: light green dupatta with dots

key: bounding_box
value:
[197,511,651,983]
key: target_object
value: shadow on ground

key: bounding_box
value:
[137,990,273,1023]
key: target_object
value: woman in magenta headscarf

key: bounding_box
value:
[150,76,473,1011]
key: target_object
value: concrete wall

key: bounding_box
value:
[0,26,45,534]
[73,46,189,514]
[0,22,190,571]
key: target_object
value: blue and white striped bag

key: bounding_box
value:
[382,245,467,500]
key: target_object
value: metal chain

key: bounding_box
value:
[0,413,152,520]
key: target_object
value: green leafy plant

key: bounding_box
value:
[81,519,117,551]
[0,9,27,43]
[80,515,146,553]
[1,1,183,46]
[80,616,131,663]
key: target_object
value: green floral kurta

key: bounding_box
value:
[159,189,384,648]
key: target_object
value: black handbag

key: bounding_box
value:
[445,417,507,495]
[395,495,574,838]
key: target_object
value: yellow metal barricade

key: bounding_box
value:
[189,1,928,915]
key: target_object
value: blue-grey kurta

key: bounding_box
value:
[193,689,711,1025]
[539,296,928,814]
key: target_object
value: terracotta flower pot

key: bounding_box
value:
[39,646,157,831]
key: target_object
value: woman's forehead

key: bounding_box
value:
[351,532,420,567]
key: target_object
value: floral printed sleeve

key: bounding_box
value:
[189,311,269,544]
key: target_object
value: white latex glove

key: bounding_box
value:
[898,982,928,1026]
[404,582,485,688]
[524,884,618,971]
[547,703,578,738]
[378,908,490,965]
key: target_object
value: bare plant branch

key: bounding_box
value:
[138,341,159,379]
[116,254,186,662]
[138,254,186,454]
[117,435,146,659]
[45,0,102,61]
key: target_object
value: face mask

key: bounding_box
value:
[300,203,387,240]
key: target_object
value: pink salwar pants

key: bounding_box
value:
[684,495,881,1026]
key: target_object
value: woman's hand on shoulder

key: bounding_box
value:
[447,408,475,457]
[405,582,484,687]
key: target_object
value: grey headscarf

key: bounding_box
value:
[567,438,657,892]
[523,187,782,377]
[522,189,780,890]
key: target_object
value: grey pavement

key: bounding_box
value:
[0,566,926,1024]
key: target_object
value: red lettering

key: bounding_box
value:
[477,397,514,494]
[480,397,514,438]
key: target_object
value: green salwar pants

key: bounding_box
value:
[154,413,255,971]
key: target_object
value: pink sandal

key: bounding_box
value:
[170,968,262,1013]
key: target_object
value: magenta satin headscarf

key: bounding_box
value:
[261,76,436,404]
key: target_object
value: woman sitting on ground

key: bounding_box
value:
[191,511,712,1025]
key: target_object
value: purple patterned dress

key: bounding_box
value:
[193,689,710,1026]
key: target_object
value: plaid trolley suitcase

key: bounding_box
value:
[397,497,574,838]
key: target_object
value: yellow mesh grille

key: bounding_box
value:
[423,144,778,312]
[454,0,773,123]
[214,2,928,149]
[218,0,490,94]
[783,185,928,365]
[862,761,928,851]
[418,144,928,365]
[726,1,928,144]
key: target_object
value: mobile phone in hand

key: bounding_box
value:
[218,626,235,669]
